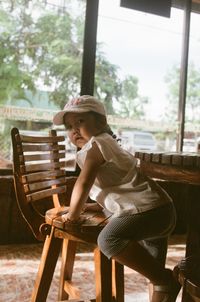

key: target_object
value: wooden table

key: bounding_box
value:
[135,151,200,258]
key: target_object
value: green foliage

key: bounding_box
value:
[94,50,122,114]
[0,3,35,103]
[165,63,200,124]
[0,0,147,119]
[186,63,200,120]
[115,75,148,119]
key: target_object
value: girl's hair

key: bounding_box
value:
[90,111,117,140]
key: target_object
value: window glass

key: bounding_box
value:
[0,0,86,170]
[96,0,184,154]
[184,11,200,153]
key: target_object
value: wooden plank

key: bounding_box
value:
[45,209,112,238]
[160,153,173,165]
[81,212,112,232]
[54,228,97,244]
[144,152,152,162]
[136,152,200,170]
[26,186,66,202]
[196,155,200,169]
[57,299,95,302]
[19,144,65,153]
[24,177,67,193]
[63,281,80,299]
[30,228,62,301]
[20,161,66,173]
[134,151,144,160]
[182,154,197,168]
[94,248,112,301]
[112,260,124,302]
[16,133,65,143]
[21,169,66,183]
[58,239,77,300]
[151,152,162,163]
[19,152,65,163]
[140,161,200,185]
[171,154,183,166]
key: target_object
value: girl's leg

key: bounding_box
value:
[140,237,168,267]
[113,240,180,302]
[97,203,179,301]
[140,238,168,300]
[113,239,171,284]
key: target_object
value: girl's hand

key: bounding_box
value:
[62,212,83,224]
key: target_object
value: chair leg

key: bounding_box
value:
[58,239,78,300]
[112,259,124,302]
[94,247,112,302]
[31,227,62,302]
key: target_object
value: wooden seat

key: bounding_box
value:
[174,255,200,302]
[11,127,124,302]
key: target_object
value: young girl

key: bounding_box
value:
[53,95,180,302]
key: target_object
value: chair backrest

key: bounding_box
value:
[11,127,71,241]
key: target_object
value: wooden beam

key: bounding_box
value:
[177,0,192,151]
[80,0,99,95]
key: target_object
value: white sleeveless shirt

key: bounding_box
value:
[76,133,171,217]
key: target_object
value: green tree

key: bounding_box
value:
[94,50,122,114]
[0,0,148,120]
[165,63,200,124]
[186,63,200,122]
[0,5,35,103]
[116,75,149,119]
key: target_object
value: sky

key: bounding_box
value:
[96,0,200,120]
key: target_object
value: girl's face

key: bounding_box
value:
[64,112,104,148]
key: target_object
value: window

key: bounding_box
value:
[1,0,200,171]
[0,0,86,170]
[96,0,184,152]
[183,11,200,152]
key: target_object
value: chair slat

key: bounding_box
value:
[21,170,66,183]
[26,186,67,203]
[18,143,65,153]
[19,152,65,163]
[11,127,71,241]
[20,161,66,173]
[16,133,65,143]
[24,177,67,193]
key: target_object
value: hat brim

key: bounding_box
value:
[53,108,89,125]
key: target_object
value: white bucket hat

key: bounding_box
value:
[53,95,106,125]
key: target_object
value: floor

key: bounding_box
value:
[0,235,185,302]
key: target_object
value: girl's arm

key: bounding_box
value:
[65,142,105,221]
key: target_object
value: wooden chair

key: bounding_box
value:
[11,127,124,302]
[174,255,200,302]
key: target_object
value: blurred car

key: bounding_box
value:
[171,138,198,152]
[183,139,197,152]
[119,131,157,154]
